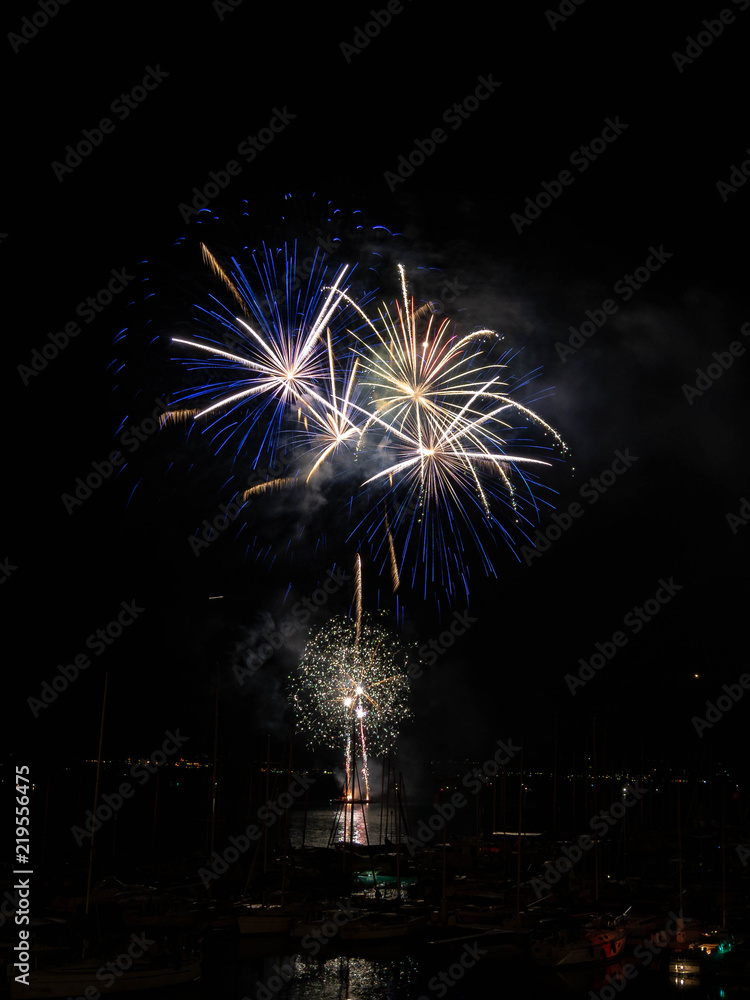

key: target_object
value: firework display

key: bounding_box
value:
[288,606,410,799]
[169,242,368,467]
[168,242,567,601]
[336,265,568,594]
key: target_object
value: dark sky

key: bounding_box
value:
[5,1,749,778]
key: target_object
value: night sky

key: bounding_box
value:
[5,1,750,785]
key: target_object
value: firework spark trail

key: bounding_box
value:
[158,408,198,428]
[354,554,362,646]
[201,243,250,317]
[303,334,363,483]
[352,556,370,799]
[242,477,296,499]
[358,713,369,802]
[384,509,400,593]
[345,732,352,803]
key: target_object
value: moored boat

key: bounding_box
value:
[531,918,626,966]
[669,928,735,976]
[9,958,201,999]
[235,903,295,935]
[339,911,427,941]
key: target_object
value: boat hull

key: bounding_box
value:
[236,907,294,935]
[9,959,201,999]
[339,914,427,941]
[531,926,626,967]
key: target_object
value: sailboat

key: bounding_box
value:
[530,913,627,966]
[668,784,737,974]
[665,778,737,975]
[10,957,202,1000]
[531,726,628,966]
[338,910,428,941]
[235,735,301,936]
[235,901,296,935]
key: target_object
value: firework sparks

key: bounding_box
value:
[328,265,568,596]
[158,407,199,428]
[288,611,411,801]
[168,243,365,467]
[166,247,567,603]
[200,243,250,317]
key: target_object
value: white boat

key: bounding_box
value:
[9,958,201,999]
[531,922,626,966]
[625,911,704,949]
[492,830,544,837]
[669,928,735,976]
[339,912,428,941]
[235,903,295,935]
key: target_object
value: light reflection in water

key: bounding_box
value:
[330,801,372,845]
[282,955,420,999]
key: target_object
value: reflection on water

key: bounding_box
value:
[323,802,378,846]
[169,799,746,999]
[233,952,421,1000]
[206,942,723,1000]
[289,803,399,847]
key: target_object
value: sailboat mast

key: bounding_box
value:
[84,670,109,919]
[209,663,219,859]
